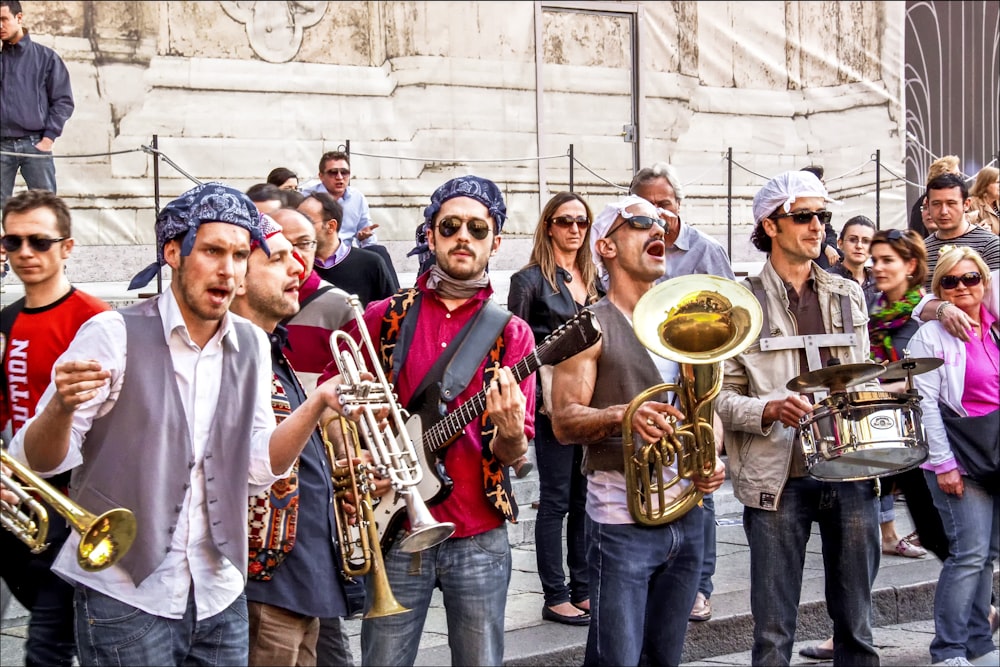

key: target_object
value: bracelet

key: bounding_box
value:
[935,301,953,320]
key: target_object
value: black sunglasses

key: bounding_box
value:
[1,234,68,253]
[436,216,492,240]
[606,215,665,237]
[939,272,982,290]
[773,210,833,225]
[549,215,590,229]
[323,168,350,177]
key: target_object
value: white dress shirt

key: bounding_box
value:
[9,289,282,620]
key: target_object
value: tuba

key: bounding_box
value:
[330,295,455,552]
[622,275,762,525]
[322,415,408,618]
[1,447,137,571]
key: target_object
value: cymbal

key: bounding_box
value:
[786,362,886,393]
[880,357,944,381]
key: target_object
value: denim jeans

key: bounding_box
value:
[924,471,999,663]
[361,526,511,666]
[0,136,57,209]
[316,615,354,666]
[74,585,249,666]
[743,477,880,667]
[533,413,589,606]
[584,508,703,667]
[1,522,75,667]
[698,493,717,598]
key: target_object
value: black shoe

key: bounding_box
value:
[799,645,834,660]
[542,605,590,626]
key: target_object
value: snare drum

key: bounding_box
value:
[799,391,927,481]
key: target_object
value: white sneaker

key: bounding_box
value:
[932,658,973,666]
[968,649,999,666]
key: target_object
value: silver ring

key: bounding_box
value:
[646,417,656,427]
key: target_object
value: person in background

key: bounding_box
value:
[246,183,284,215]
[908,246,998,667]
[922,174,1000,291]
[800,165,842,269]
[507,191,601,627]
[827,215,877,304]
[910,155,962,238]
[967,166,999,235]
[629,162,734,623]
[0,0,75,209]
[300,151,377,247]
[1,190,109,667]
[267,167,299,191]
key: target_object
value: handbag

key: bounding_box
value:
[939,404,1000,488]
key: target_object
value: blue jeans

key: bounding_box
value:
[924,471,999,663]
[316,616,354,665]
[361,526,511,666]
[743,477,880,667]
[584,508,703,667]
[533,413,589,606]
[0,135,57,209]
[74,585,249,666]
[698,493,717,598]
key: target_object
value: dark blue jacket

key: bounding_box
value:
[0,31,74,139]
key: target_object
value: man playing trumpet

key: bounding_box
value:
[551,195,726,667]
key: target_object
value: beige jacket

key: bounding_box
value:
[715,261,879,511]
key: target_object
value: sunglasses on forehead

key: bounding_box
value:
[1,234,68,253]
[773,210,833,225]
[939,272,982,290]
[606,214,665,237]
[436,216,493,240]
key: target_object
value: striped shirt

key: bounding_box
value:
[923,226,1000,290]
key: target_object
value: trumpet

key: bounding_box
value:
[329,295,455,552]
[322,415,408,618]
[622,275,763,525]
[1,448,137,571]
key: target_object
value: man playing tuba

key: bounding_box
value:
[551,195,726,667]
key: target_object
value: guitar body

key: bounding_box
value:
[373,309,602,552]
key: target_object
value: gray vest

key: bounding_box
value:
[584,298,668,473]
[73,297,261,585]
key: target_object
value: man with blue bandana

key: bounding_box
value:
[9,183,360,666]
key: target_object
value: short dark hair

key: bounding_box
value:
[801,165,825,181]
[1,1,23,16]
[838,215,876,241]
[318,151,351,173]
[2,189,72,237]
[266,167,297,188]
[246,182,283,203]
[279,189,304,209]
[925,173,969,200]
[306,191,343,224]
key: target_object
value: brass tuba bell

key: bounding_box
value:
[622,275,763,525]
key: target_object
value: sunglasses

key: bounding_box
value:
[606,214,665,237]
[773,210,833,225]
[1,234,67,253]
[436,216,492,240]
[549,215,590,229]
[939,272,982,290]
[323,168,350,177]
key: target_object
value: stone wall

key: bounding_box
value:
[5,1,906,284]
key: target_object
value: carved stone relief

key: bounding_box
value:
[219,1,327,63]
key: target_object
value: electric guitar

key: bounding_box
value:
[373,308,602,551]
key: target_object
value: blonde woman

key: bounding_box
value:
[967,166,999,235]
[909,246,998,667]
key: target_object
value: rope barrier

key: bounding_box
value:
[0,146,145,159]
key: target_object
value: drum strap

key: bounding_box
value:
[745,276,857,401]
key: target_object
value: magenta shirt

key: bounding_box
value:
[961,305,999,417]
[338,274,537,537]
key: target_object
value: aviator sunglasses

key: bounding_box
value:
[773,210,833,225]
[436,216,493,240]
[939,272,982,290]
[606,214,665,237]
[1,234,68,253]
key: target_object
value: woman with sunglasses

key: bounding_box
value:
[908,246,998,667]
[507,192,601,626]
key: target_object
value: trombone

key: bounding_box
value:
[1,447,137,571]
[322,415,408,618]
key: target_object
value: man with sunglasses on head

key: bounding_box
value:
[1,189,109,667]
[335,175,535,667]
[714,170,882,667]
[551,194,727,667]
[629,162,734,625]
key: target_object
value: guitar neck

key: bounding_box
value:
[423,350,542,454]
